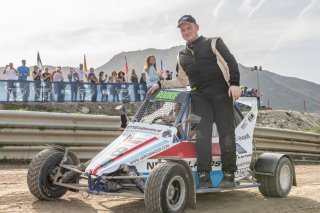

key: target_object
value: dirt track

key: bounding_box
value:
[0,165,319,213]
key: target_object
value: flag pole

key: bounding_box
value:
[124,56,129,82]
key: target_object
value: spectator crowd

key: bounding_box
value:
[1,57,173,103]
[2,57,260,106]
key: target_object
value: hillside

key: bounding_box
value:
[96,48,320,112]
[96,46,184,76]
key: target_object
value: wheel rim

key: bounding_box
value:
[45,163,61,192]
[166,176,186,211]
[279,165,291,190]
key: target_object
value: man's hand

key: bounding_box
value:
[148,83,159,94]
[228,85,241,102]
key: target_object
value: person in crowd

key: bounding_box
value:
[254,89,261,108]
[243,86,248,97]
[67,67,79,82]
[53,67,65,102]
[139,72,146,84]
[76,64,87,101]
[17,59,30,81]
[130,69,139,101]
[88,68,99,102]
[67,68,79,102]
[130,69,138,83]
[98,71,106,83]
[76,64,86,83]
[108,71,118,83]
[117,71,126,83]
[17,59,30,101]
[53,67,64,82]
[99,71,108,102]
[108,71,119,102]
[32,65,42,101]
[3,63,18,101]
[138,72,147,101]
[144,55,160,89]
[117,71,127,102]
[41,67,52,101]
[149,15,241,189]
[165,70,172,80]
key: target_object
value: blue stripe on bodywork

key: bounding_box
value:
[100,140,170,174]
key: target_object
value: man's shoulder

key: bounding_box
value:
[179,47,188,54]
[17,66,29,71]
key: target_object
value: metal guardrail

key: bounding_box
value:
[0,111,319,162]
[254,127,320,144]
[0,110,120,131]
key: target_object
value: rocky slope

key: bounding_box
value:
[1,103,319,132]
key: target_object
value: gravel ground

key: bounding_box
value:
[0,165,319,213]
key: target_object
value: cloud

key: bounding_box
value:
[239,0,266,18]
[213,0,230,20]
[297,0,317,19]
[271,0,319,51]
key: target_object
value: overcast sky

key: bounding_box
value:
[0,0,319,84]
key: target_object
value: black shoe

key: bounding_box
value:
[198,171,213,189]
[218,171,236,188]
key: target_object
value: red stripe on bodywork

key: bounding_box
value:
[91,137,158,175]
[113,136,158,161]
[151,141,221,159]
[91,167,102,175]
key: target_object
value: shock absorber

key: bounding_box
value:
[121,165,145,192]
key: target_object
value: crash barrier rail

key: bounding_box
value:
[0,80,148,103]
[0,111,319,162]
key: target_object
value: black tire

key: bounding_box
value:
[27,148,74,200]
[144,162,189,213]
[257,157,293,197]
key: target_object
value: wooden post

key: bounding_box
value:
[304,100,307,112]
[268,99,270,109]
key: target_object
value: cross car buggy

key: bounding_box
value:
[27,89,296,213]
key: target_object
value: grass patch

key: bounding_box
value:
[38,126,46,131]
[0,144,5,149]
[305,126,320,134]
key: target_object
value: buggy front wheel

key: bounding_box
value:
[144,162,190,213]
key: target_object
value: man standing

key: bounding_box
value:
[41,67,52,101]
[87,68,98,102]
[3,63,18,101]
[67,68,79,102]
[149,15,241,188]
[76,64,87,101]
[17,59,30,101]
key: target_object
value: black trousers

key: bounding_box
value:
[191,90,237,173]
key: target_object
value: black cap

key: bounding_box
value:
[177,15,196,27]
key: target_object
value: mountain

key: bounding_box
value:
[95,46,184,77]
[238,64,320,112]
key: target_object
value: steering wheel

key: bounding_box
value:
[151,116,173,126]
[151,116,164,124]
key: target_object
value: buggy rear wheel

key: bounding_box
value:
[257,157,293,197]
[144,162,189,213]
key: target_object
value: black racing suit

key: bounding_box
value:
[179,36,240,173]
